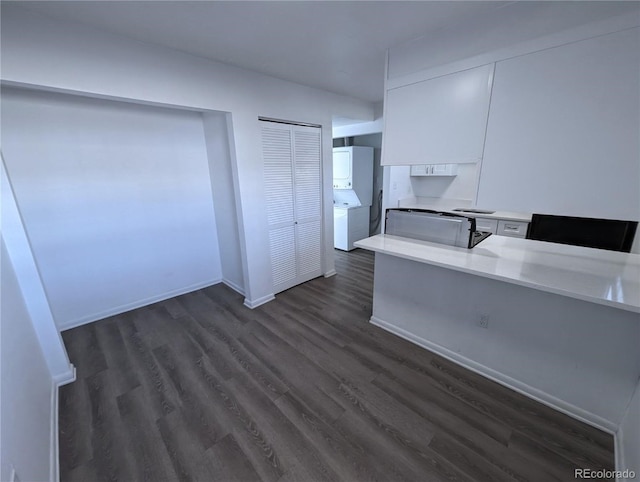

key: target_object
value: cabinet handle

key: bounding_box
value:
[505,225,518,230]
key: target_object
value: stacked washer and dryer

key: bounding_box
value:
[333,146,374,251]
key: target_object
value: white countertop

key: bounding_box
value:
[398,199,531,223]
[355,234,640,313]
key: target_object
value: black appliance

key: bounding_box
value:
[526,214,638,253]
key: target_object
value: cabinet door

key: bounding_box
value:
[430,164,457,176]
[410,165,429,176]
[383,63,494,165]
[496,220,528,238]
[474,217,498,234]
[477,28,640,220]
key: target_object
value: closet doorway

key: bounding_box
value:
[261,119,323,294]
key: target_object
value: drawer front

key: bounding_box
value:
[497,220,528,238]
[475,217,498,234]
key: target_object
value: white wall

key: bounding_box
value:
[618,379,640,477]
[1,241,55,482]
[202,112,245,294]
[2,88,222,329]
[410,163,479,202]
[0,5,375,307]
[1,158,73,482]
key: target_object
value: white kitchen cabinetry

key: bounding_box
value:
[383,63,494,166]
[476,27,640,221]
[410,164,458,177]
[474,217,498,234]
[496,220,528,238]
[262,121,323,294]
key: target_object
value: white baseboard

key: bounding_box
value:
[222,278,245,296]
[50,364,76,482]
[370,315,618,434]
[58,279,221,331]
[243,293,275,309]
[323,269,337,278]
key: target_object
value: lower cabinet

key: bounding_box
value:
[497,220,528,238]
[476,217,528,238]
[474,217,498,234]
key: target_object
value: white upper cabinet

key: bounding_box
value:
[476,27,640,221]
[382,63,494,165]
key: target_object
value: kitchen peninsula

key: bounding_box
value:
[354,234,640,435]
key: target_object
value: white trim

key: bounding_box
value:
[323,269,337,278]
[370,315,618,434]
[52,364,76,387]
[615,428,625,480]
[59,279,221,331]
[243,293,275,309]
[50,365,76,482]
[386,14,640,90]
[222,278,245,296]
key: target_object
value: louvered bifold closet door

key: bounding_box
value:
[262,121,323,294]
[293,126,322,280]
[262,123,297,293]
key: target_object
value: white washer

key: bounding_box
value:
[334,205,370,251]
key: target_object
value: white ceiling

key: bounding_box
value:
[8,1,640,103]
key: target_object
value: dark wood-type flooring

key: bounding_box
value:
[59,249,615,482]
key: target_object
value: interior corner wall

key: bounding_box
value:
[0,240,55,482]
[202,111,245,294]
[0,5,374,306]
[1,87,223,329]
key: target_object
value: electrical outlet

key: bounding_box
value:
[477,313,489,329]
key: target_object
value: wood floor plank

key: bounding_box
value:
[251,308,378,383]
[85,370,136,482]
[153,344,226,450]
[227,371,342,482]
[182,310,290,400]
[58,378,93,474]
[370,373,557,482]
[374,364,513,446]
[429,356,614,455]
[59,248,615,482]
[190,354,285,482]
[238,330,346,424]
[403,356,614,470]
[331,408,458,482]
[333,380,474,482]
[93,319,140,395]
[116,317,178,421]
[116,386,179,482]
[156,409,219,482]
[62,323,108,379]
[274,390,387,482]
[199,433,263,482]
